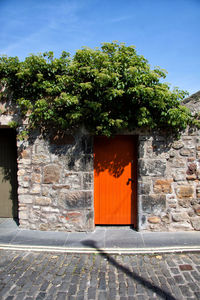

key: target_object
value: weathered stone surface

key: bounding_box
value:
[180,148,195,157]
[176,186,194,198]
[194,205,200,216]
[17,169,26,176]
[83,173,93,189]
[170,222,192,231]
[187,157,196,162]
[29,184,41,194]
[43,164,61,183]
[21,149,31,159]
[173,170,185,182]
[32,154,50,163]
[190,217,200,230]
[148,216,161,224]
[18,195,33,204]
[139,160,166,177]
[178,199,192,208]
[186,163,197,175]
[65,173,82,189]
[186,174,197,180]
[65,211,82,221]
[172,212,189,222]
[169,158,186,168]
[59,191,92,209]
[19,211,28,219]
[35,197,51,205]
[172,141,184,150]
[153,179,173,194]
[41,207,59,212]
[52,184,70,190]
[31,173,41,183]
[39,223,50,231]
[141,195,166,213]
[138,181,151,195]
[161,214,170,224]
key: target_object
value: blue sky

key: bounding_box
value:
[0,0,199,96]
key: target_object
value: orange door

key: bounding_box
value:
[94,136,137,226]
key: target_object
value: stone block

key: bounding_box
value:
[41,207,59,213]
[172,212,189,222]
[17,169,26,176]
[18,195,34,204]
[35,197,51,205]
[39,223,50,231]
[153,179,173,194]
[169,158,186,168]
[30,184,41,194]
[58,190,92,209]
[172,141,184,150]
[32,154,50,164]
[65,211,82,221]
[139,160,166,177]
[180,148,195,157]
[83,173,93,189]
[187,157,196,162]
[186,174,197,180]
[172,170,185,182]
[21,149,31,159]
[52,184,70,190]
[138,182,151,195]
[65,173,82,189]
[66,154,93,172]
[18,187,28,194]
[31,173,41,183]
[43,164,61,183]
[18,158,31,165]
[194,205,200,216]
[19,211,28,220]
[141,194,166,213]
[176,185,194,199]
[19,181,29,188]
[169,222,192,231]
[190,217,200,230]
[186,163,197,175]
[148,216,161,224]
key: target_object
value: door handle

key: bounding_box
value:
[127,178,133,185]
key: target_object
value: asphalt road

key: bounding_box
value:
[0,250,200,300]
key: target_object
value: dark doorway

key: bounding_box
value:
[0,128,18,219]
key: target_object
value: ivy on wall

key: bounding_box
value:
[0,42,198,137]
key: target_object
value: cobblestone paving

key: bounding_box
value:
[0,249,200,299]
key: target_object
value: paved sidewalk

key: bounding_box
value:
[0,219,200,254]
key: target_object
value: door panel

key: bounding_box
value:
[94,136,137,226]
[0,129,18,218]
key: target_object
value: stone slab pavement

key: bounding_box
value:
[1,219,200,254]
[0,249,200,300]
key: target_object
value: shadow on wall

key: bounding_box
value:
[94,136,134,178]
[82,239,176,300]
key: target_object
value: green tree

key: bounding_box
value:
[0,42,196,137]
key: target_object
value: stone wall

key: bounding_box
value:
[1,90,200,232]
[138,129,200,231]
[17,131,94,231]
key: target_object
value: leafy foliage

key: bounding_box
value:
[0,42,196,136]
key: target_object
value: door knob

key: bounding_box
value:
[127,178,133,185]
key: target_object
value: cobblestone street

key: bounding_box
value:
[0,249,200,300]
